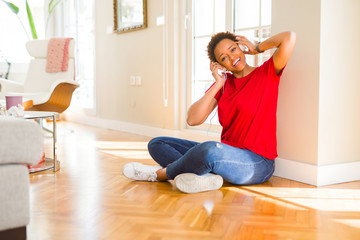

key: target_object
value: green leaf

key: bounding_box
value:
[1,0,30,40]
[46,0,63,34]
[26,0,37,39]
[48,0,63,15]
[1,0,19,14]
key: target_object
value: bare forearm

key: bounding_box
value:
[257,31,295,52]
[187,82,221,126]
[257,31,296,73]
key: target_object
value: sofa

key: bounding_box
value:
[0,117,43,240]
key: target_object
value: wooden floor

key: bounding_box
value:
[28,121,360,240]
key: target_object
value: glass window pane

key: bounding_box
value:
[193,37,212,81]
[0,0,45,63]
[261,0,272,26]
[234,0,259,29]
[214,0,226,33]
[194,0,214,36]
[192,81,214,102]
[234,29,257,42]
[204,108,220,125]
[63,0,95,108]
[193,82,220,125]
[261,26,271,39]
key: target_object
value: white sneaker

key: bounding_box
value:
[174,173,223,193]
[122,162,162,182]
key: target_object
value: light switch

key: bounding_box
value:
[156,16,164,26]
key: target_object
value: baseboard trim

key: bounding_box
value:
[64,113,220,142]
[274,158,360,186]
[65,113,360,187]
[317,161,360,186]
[274,158,318,186]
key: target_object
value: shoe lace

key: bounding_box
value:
[134,167,158,182]
[147,172,158,182]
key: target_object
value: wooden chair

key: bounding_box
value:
[0,39,79,113]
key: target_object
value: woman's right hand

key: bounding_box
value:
[210,61,226,88]
[187,61,224,126]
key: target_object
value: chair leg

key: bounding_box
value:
[37,118,54,134]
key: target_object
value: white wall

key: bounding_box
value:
[272,0,360,185]
[273,0,360,166]
[94,0,177,129]
[272,0,321,165]
[318,0,360,165]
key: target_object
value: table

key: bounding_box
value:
[23,111,60,173]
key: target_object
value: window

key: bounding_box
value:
[233,0,272,67]
[0,0,45,78]
[192,0,228,110]
[61,0,95,109]
[189,0,272,129]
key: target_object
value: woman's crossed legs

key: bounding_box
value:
[147,136,274,185]
[123,136,275,193]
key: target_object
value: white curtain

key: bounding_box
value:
[49,0,95,109]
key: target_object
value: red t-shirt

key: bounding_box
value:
[212,57,284,159]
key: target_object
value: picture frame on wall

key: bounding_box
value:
[113,0,147,34]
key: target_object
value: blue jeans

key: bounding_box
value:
[147,137,275,185]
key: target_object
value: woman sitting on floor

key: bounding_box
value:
[122,30,296,193]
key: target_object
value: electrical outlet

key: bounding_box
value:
[130,76,136,86]
[135,76,142,86]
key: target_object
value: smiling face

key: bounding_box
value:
[214,39,246,73]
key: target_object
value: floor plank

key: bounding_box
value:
[27,121,360,240]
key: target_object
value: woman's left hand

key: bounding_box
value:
[235,35,257,55]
